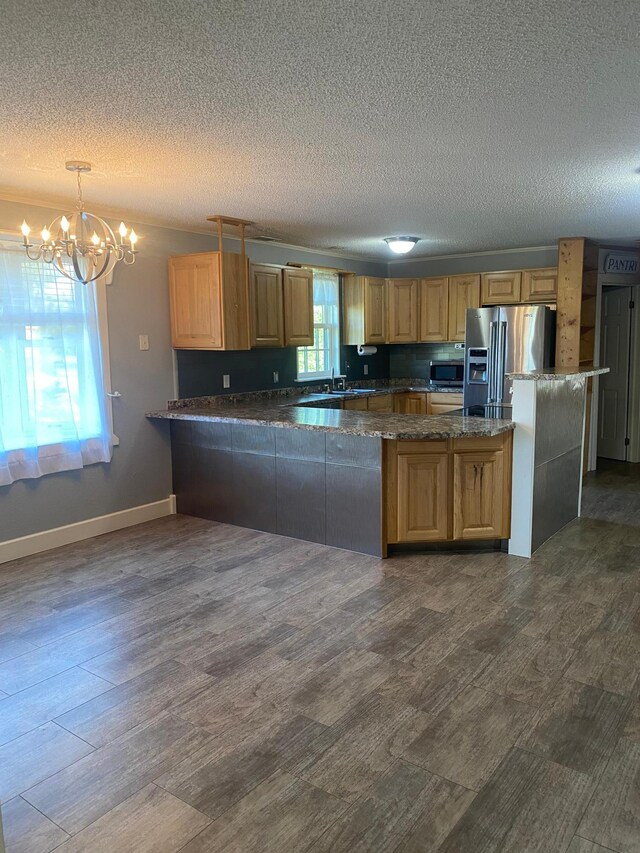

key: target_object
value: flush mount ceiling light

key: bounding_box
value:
[384,236,420,255]
[20,161,138,285]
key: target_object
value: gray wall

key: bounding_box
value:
[0,200,386,543]
[0,195,559,543]
[387,246,558,278]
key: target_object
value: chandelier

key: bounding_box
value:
[20,161,138,284]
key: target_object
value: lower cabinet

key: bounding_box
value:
[343,395,393,412]
[394,392,427,414]
[427,392,463,414]
[385,432,512,546]
[452,448,505,539]
[397,452,449,541]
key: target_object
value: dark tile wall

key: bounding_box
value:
[388,342,463,380]
[171,421,383,556]
[176,344,390,398]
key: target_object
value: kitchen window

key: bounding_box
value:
[0,241,114,485]
[296,270,341,381]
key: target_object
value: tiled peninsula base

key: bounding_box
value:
[170,421,384,556]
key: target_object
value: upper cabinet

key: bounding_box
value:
[169,251,250,350]
[388,279,419,343]
[419,277,449,342]
[283,268,314,346]
[342,276,387,345]
[448,274,481,342]
[249,264,284,347]
[481,271,522,305]
[521,267,558,303]
[249,264,314,348]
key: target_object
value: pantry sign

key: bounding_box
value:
[602,251,639,274]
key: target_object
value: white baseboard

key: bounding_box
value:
[0,495,177,565]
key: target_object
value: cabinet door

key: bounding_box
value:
[448,275,481,342]
[343,397,368,411]
[522,268,558,303]
[388,279,419,343]
[397,452,450,542]
[367,394,394,412]
[427,392,463,414]
[250,265,284,347]
[169,254,222,349]
[481,271,522,305]
[283,268,314,346]
[453,450,505,539]
[394,393,425,414]
[419,277,449,342]
[364,278,387,343]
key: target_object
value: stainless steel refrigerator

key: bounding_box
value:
[463,305,556,412]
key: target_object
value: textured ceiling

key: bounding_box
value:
[1,0,639,259]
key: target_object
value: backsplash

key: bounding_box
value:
[176,344,390,398]
[389,343,463,380]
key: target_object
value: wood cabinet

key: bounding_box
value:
[387,279,419,343]
[169,251,250,350]
[249,265,314,349]
[366,394,394,412]
[283,268,314,346]
[522,267,558,303]
[447,275,481,342]
[343,395,393,412]
[394,392,428,414]
[342,397,368,411]
[342,276,387,344]
[250,264,284,347]
[385,432,512,546]
[481,271,522,305]
[419,277,449,342]
[427,392,463,414]
[452,448,505,539]
[397,452,450,541]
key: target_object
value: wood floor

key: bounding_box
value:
[1,460,639,853]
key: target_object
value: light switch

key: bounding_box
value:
[223,374,231,389]
[273,371,279,383]
[138,334,149,351]
[364,365,369,375]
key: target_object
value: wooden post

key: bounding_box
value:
[556,237,585,368]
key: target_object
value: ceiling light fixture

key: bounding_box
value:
[384,236,420,255]
[20,161,138,285]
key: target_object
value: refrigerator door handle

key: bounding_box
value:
[496,321,507,403]
[488,321,498,403]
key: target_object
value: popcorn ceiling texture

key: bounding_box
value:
[1,0,639,259]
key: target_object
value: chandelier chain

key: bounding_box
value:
[76,170,84,211]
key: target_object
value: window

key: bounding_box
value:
[0,242,113,485]
[297,270,341,381]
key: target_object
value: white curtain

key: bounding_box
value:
[0,244,112,486]
[312,269,339,308]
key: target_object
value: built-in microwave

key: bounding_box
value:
[429,360,465,387]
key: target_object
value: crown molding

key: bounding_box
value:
[0,188,559,267]
[0,188,387,264]
[386,244,557,265]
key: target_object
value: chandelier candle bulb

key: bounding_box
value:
[20,221,30,242]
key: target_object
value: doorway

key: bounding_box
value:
[597,285,633,460]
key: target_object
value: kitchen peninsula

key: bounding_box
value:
[150,367,607,559]
[149,382,512,557]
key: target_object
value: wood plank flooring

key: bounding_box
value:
[1,459,639,852]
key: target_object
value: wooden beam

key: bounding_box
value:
[555,237,585,368]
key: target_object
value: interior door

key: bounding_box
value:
[598,286,632,460]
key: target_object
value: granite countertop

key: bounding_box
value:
[507,366,609,380]
[147,383,513,440]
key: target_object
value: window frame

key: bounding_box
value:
[0,236,118,448]
[296,271,341,382]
